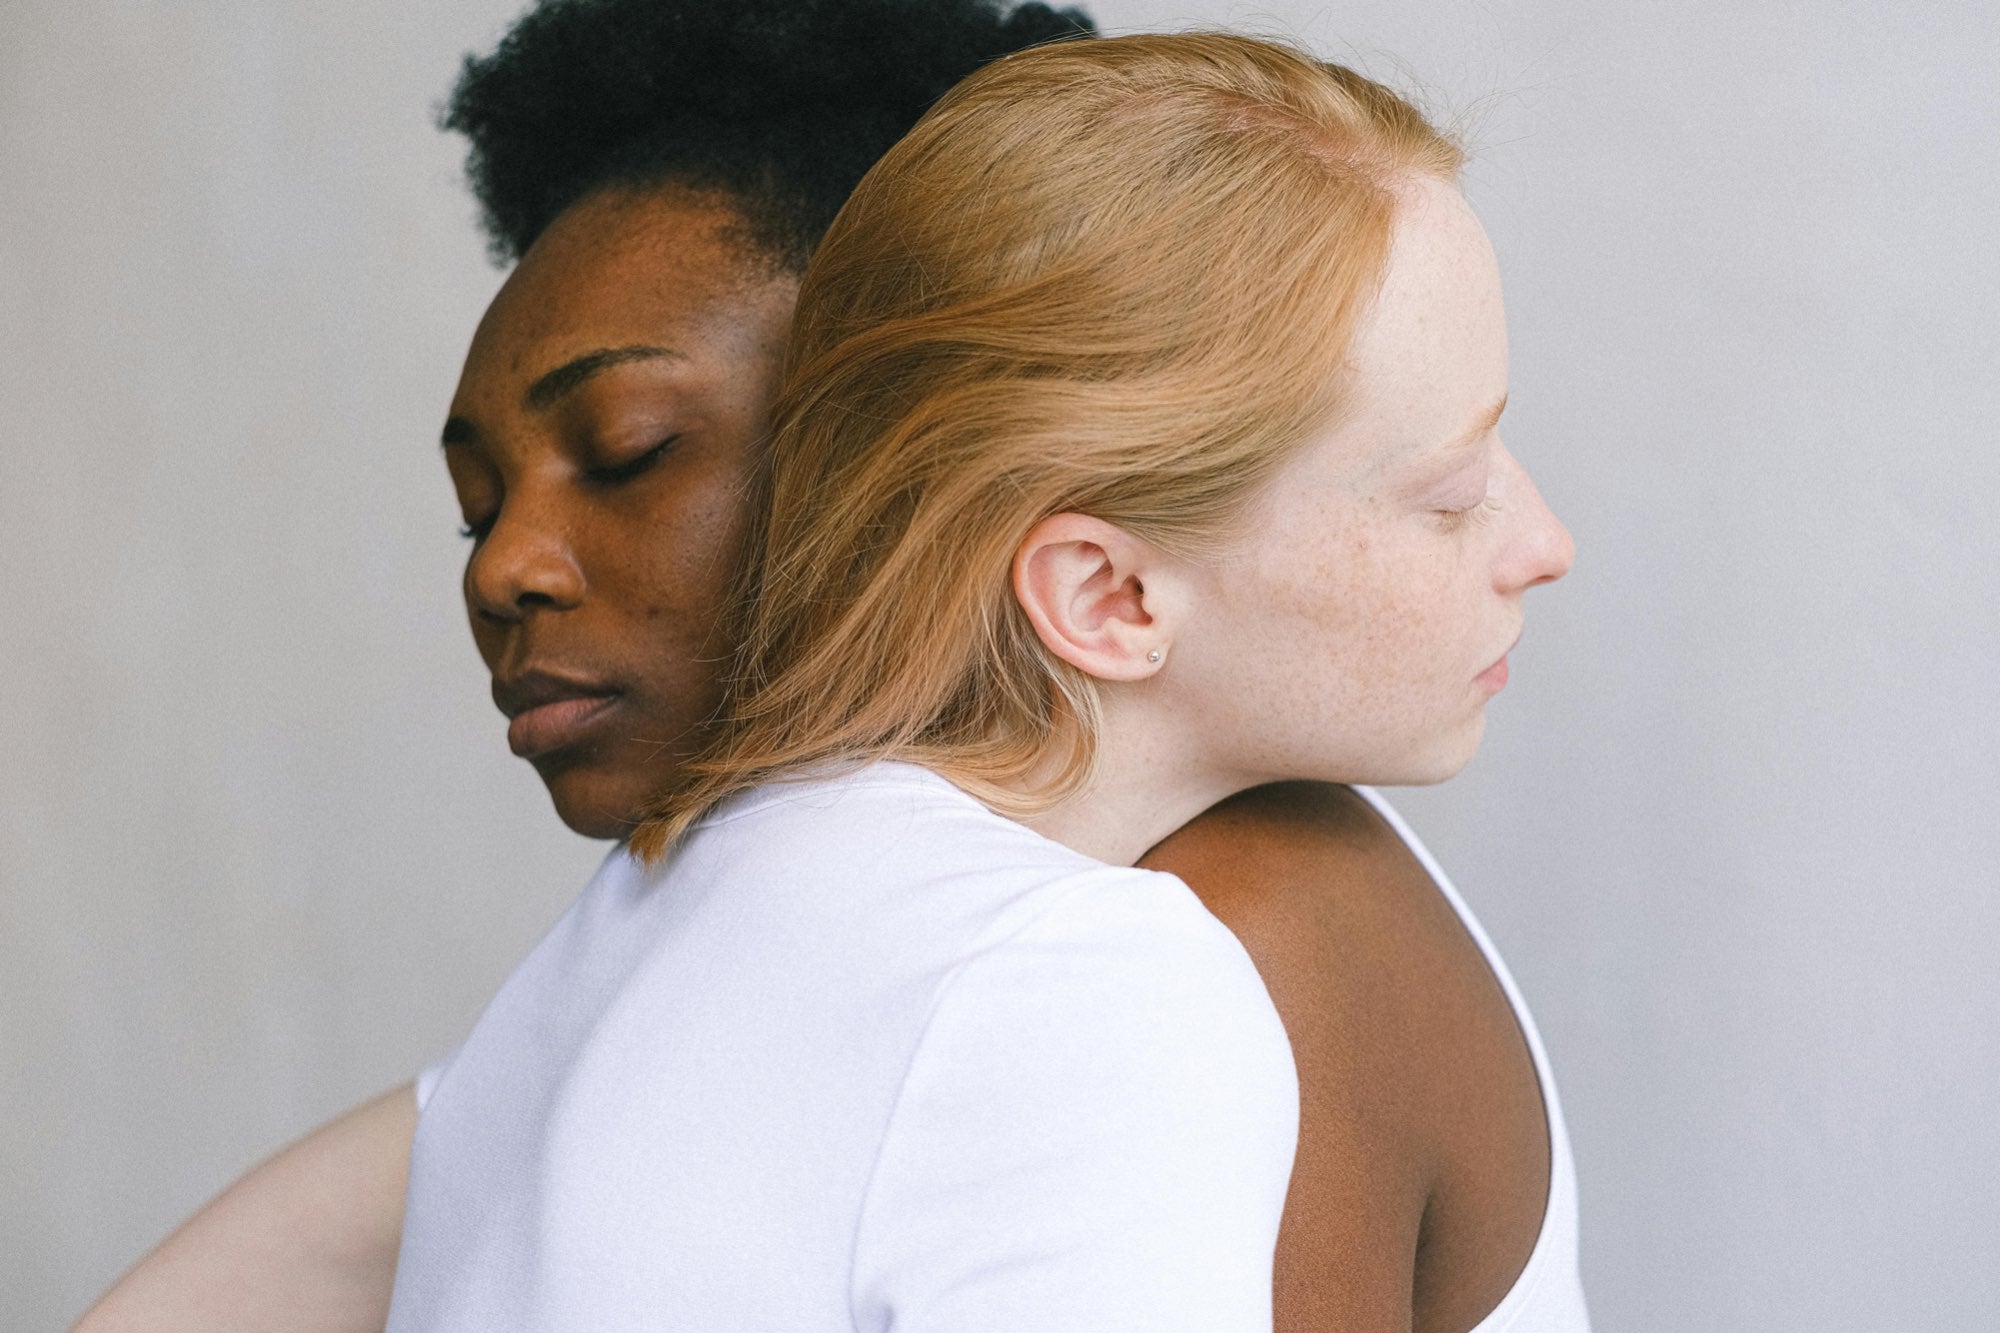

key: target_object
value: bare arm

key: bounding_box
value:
[75,1083,417,1333]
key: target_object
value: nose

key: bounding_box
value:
[1496,446,1574,593]
[464,489,586,623]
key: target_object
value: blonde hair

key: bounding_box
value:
[630,32,1463,859]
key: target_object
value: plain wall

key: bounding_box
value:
[4,1,1996,1327]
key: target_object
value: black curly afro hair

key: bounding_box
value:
[442,0,1095,270]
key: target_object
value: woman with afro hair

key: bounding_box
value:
[80,4,1580,1331]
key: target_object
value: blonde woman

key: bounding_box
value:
[389,32,1584,1333]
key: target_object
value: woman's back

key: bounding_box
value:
[390,762,1297,1331]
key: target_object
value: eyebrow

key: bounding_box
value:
[526,344,683,410]
[440,344,684,447]
[1444,393,1509,454]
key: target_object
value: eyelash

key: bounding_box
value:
[584,434,681,486]
[1434,496,1499,533]
[457,435,682,542]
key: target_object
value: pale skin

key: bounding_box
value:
[1018,176,1570,863]
[73,1086,416,1332]
[79,178,1570,1333]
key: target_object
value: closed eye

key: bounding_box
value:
[585,435,681,486]
[1433,496,1499,533]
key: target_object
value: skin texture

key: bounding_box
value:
[443,188,799,839]
[79,186,1567,1332]
[1177,177,1569,787]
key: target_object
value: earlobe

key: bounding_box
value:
[1012,513,1174,682]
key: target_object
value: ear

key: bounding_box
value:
[1012,513,1180,682]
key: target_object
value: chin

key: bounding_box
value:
[540,765,652,842]
[1343,713,1488,788]
[1412,713,1489,784]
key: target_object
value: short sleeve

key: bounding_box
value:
[413,1044,461,1113]
[848,871,1299,1333]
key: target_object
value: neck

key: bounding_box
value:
[1014,692,1249,866]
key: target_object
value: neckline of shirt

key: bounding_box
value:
[692,759,974,832]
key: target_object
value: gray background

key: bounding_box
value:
[4,0,1995,1327]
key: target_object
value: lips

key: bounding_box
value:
[1477,629,1522,693]
[493,669,624,760]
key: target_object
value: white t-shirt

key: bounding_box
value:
[386,762,1300,1332]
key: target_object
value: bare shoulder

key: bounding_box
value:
[1141,783,1549,1333]
[1142,781,1417,930]
[1140,783,1454,1039]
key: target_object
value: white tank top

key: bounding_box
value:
[1354,786,1592,1332]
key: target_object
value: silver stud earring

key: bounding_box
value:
[1147,649,1163,663]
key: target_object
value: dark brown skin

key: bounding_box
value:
[445,189,1550,1332]
[1143,783,1549,1333]
[443,188,798,839]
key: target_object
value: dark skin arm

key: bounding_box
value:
[1141,782,1550,1333]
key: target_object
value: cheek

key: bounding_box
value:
[1269,524,1395,661]
[607,467,755,636]
[1280,525,1477,704]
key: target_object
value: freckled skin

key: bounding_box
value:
[1164,177,1572,791]
[444,189,799,837]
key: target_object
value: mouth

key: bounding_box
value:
[493,669,625,760]
[1476,631,1521,694]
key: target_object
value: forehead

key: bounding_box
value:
[1367,178,1501,353]
[1334,177,1507,472]
[462,189,786,380]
